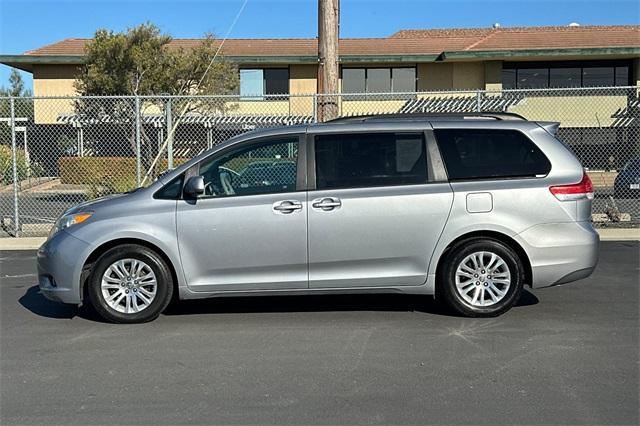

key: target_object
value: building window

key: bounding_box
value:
[239,68,289,99]
[502,61,632,89]
[615,66,630,86]
[516,68,549,89]
[550,68,581,88]
[582,67,614,87]
[341,67,416,96]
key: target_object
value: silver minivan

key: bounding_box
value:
[37,113,599,323]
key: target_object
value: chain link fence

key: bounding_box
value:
[0,87,638,236]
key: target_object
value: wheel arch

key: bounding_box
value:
[81,238,180,303]
[435,230,533,291]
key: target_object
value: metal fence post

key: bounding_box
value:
[9,97,20,236]
[135,96,141,187]
[312,93,318,123]
[166,97,173,169]
[476,90,482,112]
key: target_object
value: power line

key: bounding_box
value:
[142,0,250,185]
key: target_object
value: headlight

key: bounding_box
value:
[49,212,93,237]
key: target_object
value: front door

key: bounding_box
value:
[177,135,308,292]
[307,131,453,288]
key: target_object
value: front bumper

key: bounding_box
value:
[37,230,92,305]
[515,221,599,289]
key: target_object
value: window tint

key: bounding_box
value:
[502,61,632,88]
[367,68,391,92]
[198,138,298,197]
[342,67,416,96]
[315,133,427,190]
[550,68,581,88]
[582,67,614,87]
[517,68,549,89]
[239,68,289,99]
[154,175,184,199]
[502,68,517,89]
[342,68,366,93]
[434,129,551,180]
[392,68,416,92]
[264,69,289,95]
[615,66,629,86]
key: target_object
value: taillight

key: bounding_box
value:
[549,171,594,201]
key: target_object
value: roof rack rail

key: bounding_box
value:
[324,112,527,123]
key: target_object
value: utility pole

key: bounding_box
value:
[317,0,339,122]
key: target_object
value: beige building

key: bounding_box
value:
[2,25,639,108]
[1,25,639,169]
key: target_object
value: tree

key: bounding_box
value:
[76,24,238,98]
[0,69,31,97]
[0,70,36,183]
[73,23,239,178]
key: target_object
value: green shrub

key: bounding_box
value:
[0,145,43,185]
[58,156,187,199]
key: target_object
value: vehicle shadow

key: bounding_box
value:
[18,285,102,321]
[163,289,539,318]
[19,285,538,320]
[19,285,78,319]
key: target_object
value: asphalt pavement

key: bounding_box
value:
[0,242,638,425]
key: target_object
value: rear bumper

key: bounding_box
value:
[37,231,92,305]
[515,221,599,289]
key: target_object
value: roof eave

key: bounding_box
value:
[0,54,85,73]
[340,54,439,63]
[439,47,640,61]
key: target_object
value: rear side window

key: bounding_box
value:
[315,132,427,190]
[434,129,551,180]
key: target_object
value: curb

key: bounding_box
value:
[0,228,638,250]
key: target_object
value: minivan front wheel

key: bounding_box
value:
[439,238,524,317]
[87,244,173,323]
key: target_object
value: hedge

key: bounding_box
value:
[58,156,187,198]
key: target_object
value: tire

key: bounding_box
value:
[437,238,524,317]
[86,244,174,323]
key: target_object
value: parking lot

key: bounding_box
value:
[0,241,638,425]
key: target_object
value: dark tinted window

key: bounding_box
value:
[517,68,549,88]
[315,133,427,190]
[583,67,614,87]
[264,68,289,95]
[154,175,184,199]
[615,66,630,86]
[502,61,632,88]
[502,68,517,89]
[550,68,581,88]
[434,129,551,180]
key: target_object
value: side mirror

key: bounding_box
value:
[184,176,205,197]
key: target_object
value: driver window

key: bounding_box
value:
[198,137,298,197]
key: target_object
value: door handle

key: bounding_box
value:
[312,197,342,211]
[273,200,303,214]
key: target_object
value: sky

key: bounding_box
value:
[0,0,638,89]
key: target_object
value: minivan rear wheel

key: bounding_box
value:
[438,238,524,317]
[86,244,173,323]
